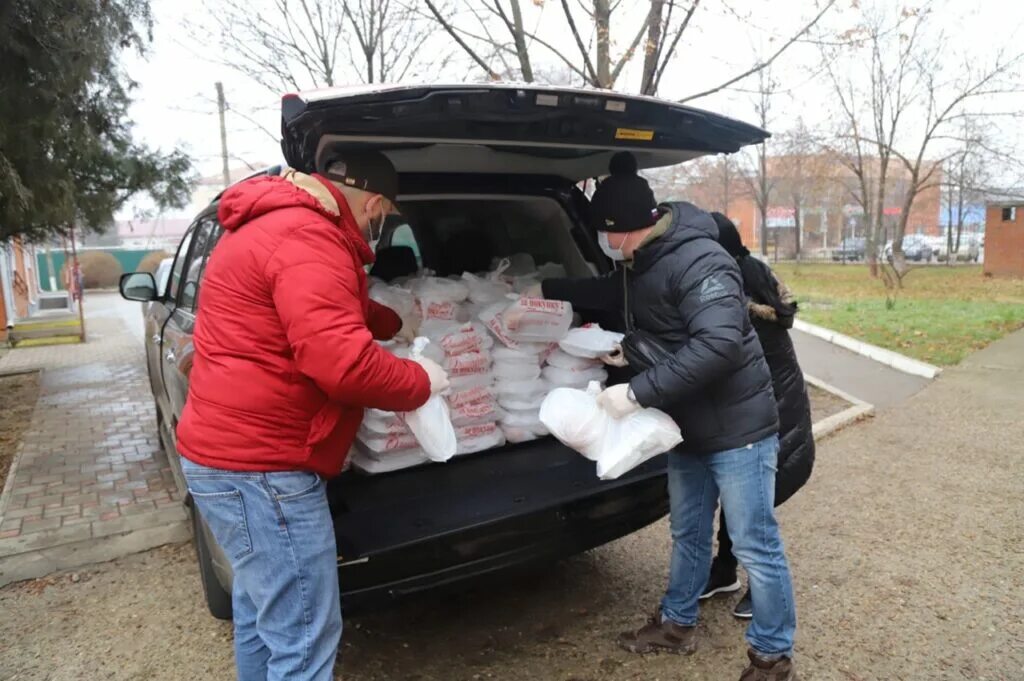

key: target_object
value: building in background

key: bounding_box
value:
[984,203,1024,278]
[0,239,42,341]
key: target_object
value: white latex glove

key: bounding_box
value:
[597,383,641,419]
[415,357,450,396]
[522,283,544,299]
[600,343,629,368]
[395,317,418,344]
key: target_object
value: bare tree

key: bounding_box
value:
[741,67,778,257]
[421,0,835,97]
[823,3,1023,286]
[190,0,441,93]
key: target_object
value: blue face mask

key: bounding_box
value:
[598,231,627,261]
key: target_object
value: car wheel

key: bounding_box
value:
[191,504,234,620]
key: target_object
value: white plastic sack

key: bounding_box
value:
[462,271,513,304]
[350,448,430,474]
[492,361,542,381]
[503,297,573,342]
[497,391,547,411]
[546,348,603,371]
[500,408,544,429]
[443,350,492,378]
[437,322,494,356]
[400,338,458,462]
[456,422,506,455]
[449,371,496,392]
[501,422,549,444]
[539,382,682,479]
[446,385,494,408]
[370,284,420,324]
[493,376,548,397]
[410,276,469,303]
[450,396,504,427]
[542,364,608,386]
[360,412,408,436]
[492,344,547,363]
[558,324,625,359]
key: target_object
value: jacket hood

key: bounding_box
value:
[632,201,720,273]
[216,169,375,264]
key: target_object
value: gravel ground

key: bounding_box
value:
[808,384,850,424]
[2,339,1022,680]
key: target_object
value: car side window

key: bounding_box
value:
[167,224,196,303]
[389,223,422,267]
[177,217,220,313]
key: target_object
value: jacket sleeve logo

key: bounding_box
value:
[698,275,729,303]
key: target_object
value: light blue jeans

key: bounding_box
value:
[182,457,342,681]
[661,434,797,658]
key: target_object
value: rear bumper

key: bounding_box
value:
[328,442,668,606]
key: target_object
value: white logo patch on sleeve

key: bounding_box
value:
[698,275,729,303]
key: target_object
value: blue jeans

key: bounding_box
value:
[661,435,797,658]
[181,458,342,681]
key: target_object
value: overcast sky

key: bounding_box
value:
[119,0,1024,218]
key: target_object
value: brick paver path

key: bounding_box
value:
[0,293,184,571]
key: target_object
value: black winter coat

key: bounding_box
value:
[543,202,779,454]
[739,257,815,505]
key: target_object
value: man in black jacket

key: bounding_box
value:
[540,154,798,681]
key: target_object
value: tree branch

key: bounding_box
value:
[678,0,836,102]
[558,0,600,85]
[424,0,500,79]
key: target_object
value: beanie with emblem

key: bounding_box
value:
[590,151,657,233]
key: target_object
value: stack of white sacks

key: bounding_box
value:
[350,256,620,474]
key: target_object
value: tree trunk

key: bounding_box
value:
[594,0,612,88]
[793,202,802,262]
[508,0,534,82]
[640,0,664,95]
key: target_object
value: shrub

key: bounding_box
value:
[77,251,123,289]
[138,250,171,274]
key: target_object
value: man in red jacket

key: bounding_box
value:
[177,152,448,681]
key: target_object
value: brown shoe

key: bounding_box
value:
[739,649,797,681]
[617,608,697,655]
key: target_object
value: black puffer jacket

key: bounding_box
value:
[741,257,815,504]
[543,202,778,454]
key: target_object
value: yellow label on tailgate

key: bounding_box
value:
[615,127,655,141]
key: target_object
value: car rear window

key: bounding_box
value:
[393,196,593,278]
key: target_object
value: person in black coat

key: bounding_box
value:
[700,212,815,620]
[538,153,799,681]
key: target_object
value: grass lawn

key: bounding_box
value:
[773,264,1024,365]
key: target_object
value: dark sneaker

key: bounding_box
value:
[739,649,798,681]
[617,608,698,655]
[700,560,741,600]
[732,588,753,619]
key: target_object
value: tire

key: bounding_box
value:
[191,504,234,620]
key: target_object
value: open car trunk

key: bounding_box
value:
[281,83,769,181]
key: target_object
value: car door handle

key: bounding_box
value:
[164,349,177,365]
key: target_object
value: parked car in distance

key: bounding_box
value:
[884,234,933,262]
[118,83,770,620]
[832,237,867,261]
[938,234,981,262]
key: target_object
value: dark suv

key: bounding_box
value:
[120,84,767,619]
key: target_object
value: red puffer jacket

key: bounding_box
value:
[176,170,430,477]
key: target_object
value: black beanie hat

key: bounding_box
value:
[590,152,657,233]
[711,212,750,258]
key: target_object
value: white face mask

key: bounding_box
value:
[598,231,627,261]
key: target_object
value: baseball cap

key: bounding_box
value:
[318,150,399,207]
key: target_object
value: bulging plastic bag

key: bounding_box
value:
[503,297,573,342]
[558,324,625,359]
[546,349,603,371]
[400,338,458,462]
[449,371,495,392]
[350,448,430,474]
[462,271,513,304]
[370,285,420,325]
[444,350,492,378]
[501,422,550,444]
[493,376,548,398]
[497,391,548,411]
[456,422,506,455]
[437,322,494,356]
[539,382,683,479]
[492,361,542,381]
[450,395,504,427]
[492,344,547,363]
[410,276,470,303]
[542,364,608,387]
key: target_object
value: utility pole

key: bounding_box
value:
[215,82,230,189]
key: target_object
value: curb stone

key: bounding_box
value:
[794,319,942,380]
[805,373,876,440]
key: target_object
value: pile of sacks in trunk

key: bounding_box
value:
[349,256,622,474]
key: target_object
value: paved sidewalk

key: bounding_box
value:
[0,293,188,586]
[793,328,931,409]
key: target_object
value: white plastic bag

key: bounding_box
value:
[447,385,494,408]
[400,338,458,462]
[558,324,625,359]
[546,349,602,371]
[500,408,544,429]
[443,350,492,378]
[539,382,682,479]
[456,422,506,455]
[492,361,542,381]
[410,276,469,303]
[370,285,420,324]
[450,396,504,427]
[437,322,494,356]
[497,391,548,411]
[462,271,513,304]
[492,344,547,363]
[350,448,430,474]
[493,377,548,397]
[503,297,573,342]
[542,364,608,386]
